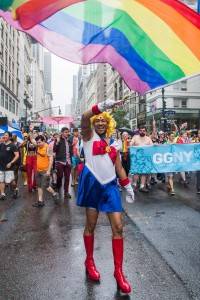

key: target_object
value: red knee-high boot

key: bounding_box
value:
[112,238,131,294]
[84,235,100,281]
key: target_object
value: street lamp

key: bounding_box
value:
[24,91,29,126]
[33,105,61,117]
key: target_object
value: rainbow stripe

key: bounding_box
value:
[0,0,84,28]
[0,0,200,94]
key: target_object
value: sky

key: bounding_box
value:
[51,54,79,114]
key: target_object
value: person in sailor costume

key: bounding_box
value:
[77,99,135,294]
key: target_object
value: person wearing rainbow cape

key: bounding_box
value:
[77,99,134,294]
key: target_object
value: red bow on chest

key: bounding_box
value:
[92,140,117,164]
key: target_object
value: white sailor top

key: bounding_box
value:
[83,131,120,185]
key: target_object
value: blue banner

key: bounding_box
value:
[129,144,200,174]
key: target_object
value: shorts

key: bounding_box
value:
[0,171,15,184]
[72,156,80,168]
[36,171,50,188]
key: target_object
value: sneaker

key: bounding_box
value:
[53,192,60,204]
[139,187,149,193]
[0,194,6,201]
[197,190,200,195]
[13,189,18,199]
[32,201,45,208]
[170,190,175,196]
[23,182,27,186]
[64,192,72,199]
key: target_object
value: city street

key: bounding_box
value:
[0,181,199,300]
[0,1,200,299]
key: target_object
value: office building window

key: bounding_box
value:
[0,65,3,82]
[5,94,8,110]
[12,99,15,114]
[16,102,18,116]
[12,79,14,93]
[174,98,188,108]
[5,70,7,85]
[1,89,4,107]
[1,25,4,39]
[181,99,187,108]
[181,80,187,91]
[174,99,179,108]
[9,97,12,112]
[0,43,3,59]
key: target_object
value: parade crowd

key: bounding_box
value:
[0,121,199,205]
[0,98,200,295]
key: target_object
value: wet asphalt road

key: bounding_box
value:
[0,186,192,300]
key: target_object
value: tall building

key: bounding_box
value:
[96,64,107,103]
[146,75,200,130]
[31,43,45,117]
[0,19,33,125]
[76,65,95,115]
[19,33,33,126]
[31,46,53,118]
[71,75,78,116]
[86,70,98,109]
[0,20,20,122]
[44,52,53,115]
[65,103,72,116]
[44,52,52,94]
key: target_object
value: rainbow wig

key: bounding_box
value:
[90,112,116,138]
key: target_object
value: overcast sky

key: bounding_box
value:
[51,54,79,113]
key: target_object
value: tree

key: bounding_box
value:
[112,108,130,129]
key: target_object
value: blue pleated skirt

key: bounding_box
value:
[76,166,122,212]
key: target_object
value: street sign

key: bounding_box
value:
[164,110,176,115]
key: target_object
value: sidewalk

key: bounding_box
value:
[123,181,200,299]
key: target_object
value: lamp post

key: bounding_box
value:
[33,105,61,117]
[24,92,30,126]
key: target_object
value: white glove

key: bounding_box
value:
[124,183,135,203]
[98,99,123,112]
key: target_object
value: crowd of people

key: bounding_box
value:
[119,123,200,196]
[0,122,199,204]
[0,127,82,206]
[0,98,200,295]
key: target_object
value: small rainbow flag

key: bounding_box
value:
[0,0,200,94]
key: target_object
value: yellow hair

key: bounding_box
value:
[90,112,116,138]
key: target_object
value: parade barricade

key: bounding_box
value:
[129,143,200,174]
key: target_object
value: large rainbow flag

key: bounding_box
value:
[0,0,200,94]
